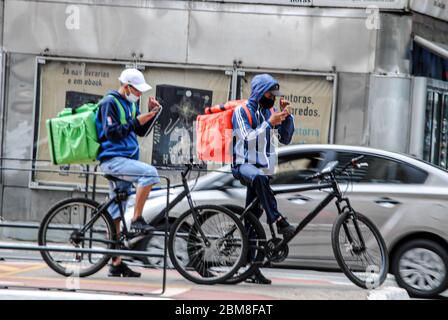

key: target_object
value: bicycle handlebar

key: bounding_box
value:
[305,155,368,181]
[305,171,323,181]
[340,155,365,171]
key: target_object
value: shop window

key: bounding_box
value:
[423,86,448,169]
[32,58,231,189]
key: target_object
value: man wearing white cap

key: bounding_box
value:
[95,68,161,277]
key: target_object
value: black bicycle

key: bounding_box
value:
[218,156,389,289]
[38,164,248,285]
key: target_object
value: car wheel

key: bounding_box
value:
[392,239,448,298]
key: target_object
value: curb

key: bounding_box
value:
[0,288,170,300]
[367,286,410,300]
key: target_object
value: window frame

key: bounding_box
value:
[29,56,234,192]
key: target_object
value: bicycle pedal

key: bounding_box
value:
[262,261,272,268]
[129,231,147,238]
[282,233,294,242]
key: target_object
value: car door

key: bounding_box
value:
[273,149,432,269]
[331,151,430,246]
[270,150,338,265]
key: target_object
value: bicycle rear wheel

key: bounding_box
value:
[222,210,267,284]
[332,211,389,289]
[38,198,117,277]
[168,205,248,285]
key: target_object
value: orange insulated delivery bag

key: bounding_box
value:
[196,100,253,164]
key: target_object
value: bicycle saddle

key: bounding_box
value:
[103,174,128,183]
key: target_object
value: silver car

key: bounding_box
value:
[126,144,448,298]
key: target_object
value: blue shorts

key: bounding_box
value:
[100,157,160,220]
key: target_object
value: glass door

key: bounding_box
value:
[423,79,448,169]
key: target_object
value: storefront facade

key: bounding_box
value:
[0,0,446,224]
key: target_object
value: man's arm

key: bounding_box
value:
[277,115,294,145]
[232,106,271,142]
[135,118,155,137]
[134,97,161,137]
[275,99,295,145]
[100,99,140,142]
[134,107,157,137]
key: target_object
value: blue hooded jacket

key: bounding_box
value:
[95,90,155,162]
[232,74,294,170]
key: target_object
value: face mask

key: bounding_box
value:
[125,86,140,103]
[259,95,275,109]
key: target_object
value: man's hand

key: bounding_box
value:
[148,96,161,111]
[280,98,292,116]
[269,111,288,127]
[137,112,156,125]
[137,97,161,125]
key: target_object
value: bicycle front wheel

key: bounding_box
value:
[38,198,117,277]
[332,211,389,289]
[168,205,248,285]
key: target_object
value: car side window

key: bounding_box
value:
[335,152,428,184]
[270,152,327,185]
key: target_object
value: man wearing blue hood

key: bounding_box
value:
[96,68,161,277]
[232,74,295,284]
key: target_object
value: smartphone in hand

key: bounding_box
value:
[150,105,161,114]
[283,105,293,115]
[278,98,291,114]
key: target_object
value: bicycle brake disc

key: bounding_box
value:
[266,238,289,263]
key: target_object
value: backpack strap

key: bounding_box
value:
[242,104,254,129]
[110,96,136,125]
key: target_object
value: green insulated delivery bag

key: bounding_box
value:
[46,97,136,165]
[46,103,101,165]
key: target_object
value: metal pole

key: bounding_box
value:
[0,164,172,296]
[84,164,90,198]
[0,243,165,258]
[161,176,171,295]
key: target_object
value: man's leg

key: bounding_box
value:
[103,158,160,230]
[133,184,153,222]
[130,161,160,230]
[102,179,130,267]
[237,164,294,235]
[100,159,142,277]
[246,185,273,284]
[237,164,280,224]
[234,164,272,284]
[112,218,122,266]
[244,185,260,258]
[106,183,141,277]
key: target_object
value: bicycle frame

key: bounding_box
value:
[238,174,366,255]
[75,197,122,246]
[149,166,212,245]
[77,165,202,245]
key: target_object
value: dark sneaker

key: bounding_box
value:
[276,217,295,236]
[245,270,272,285]
[108,262,141,277]
[131,217,155,232]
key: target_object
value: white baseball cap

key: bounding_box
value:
[118,68,152,92]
